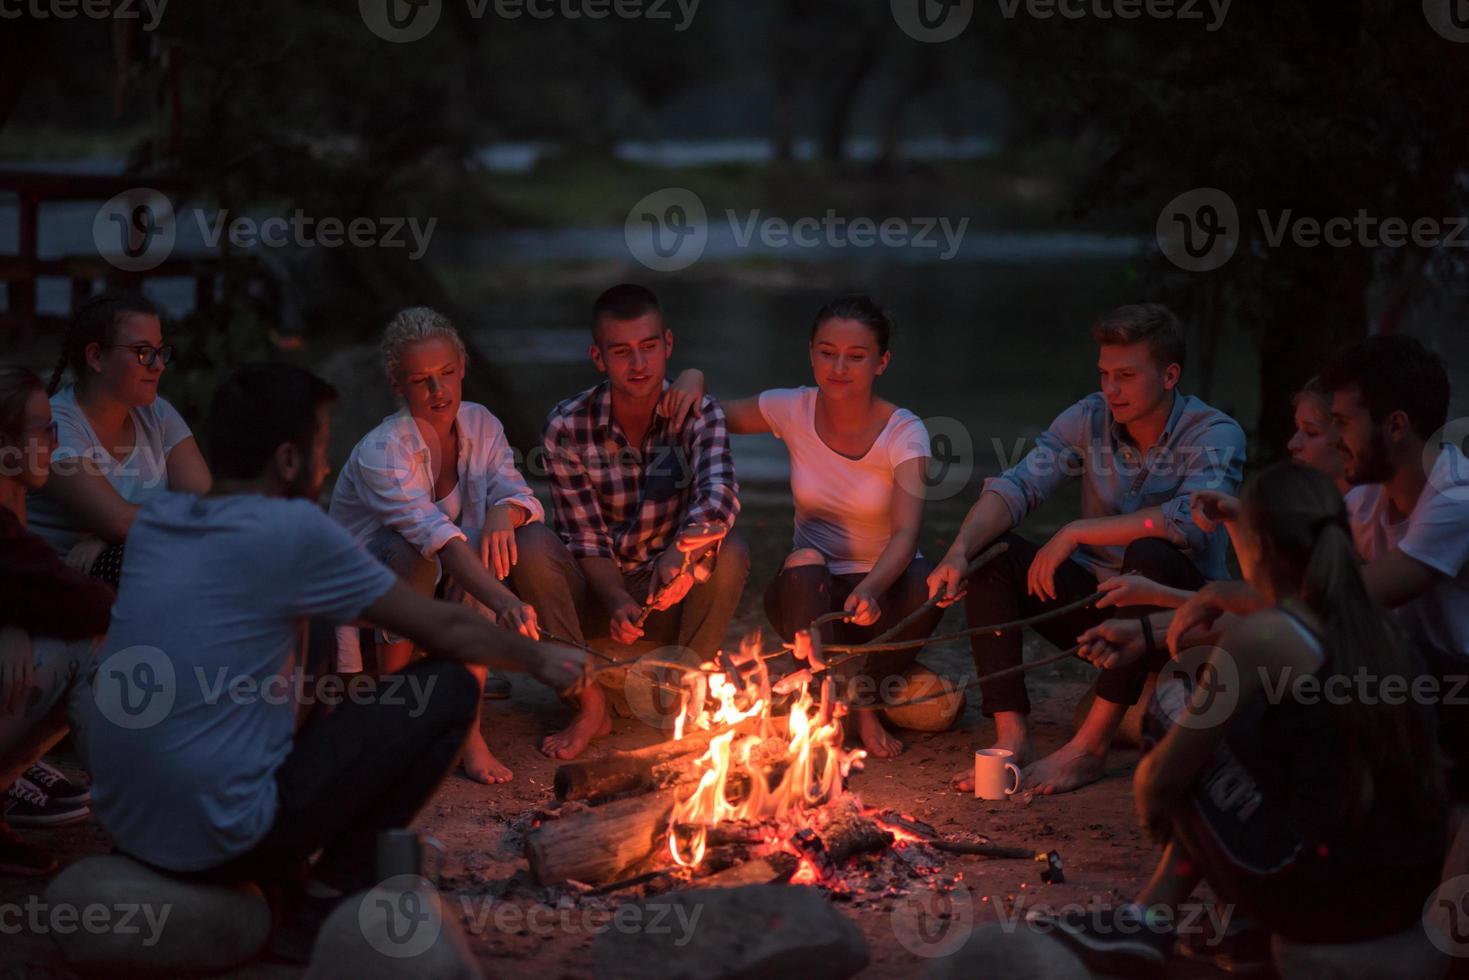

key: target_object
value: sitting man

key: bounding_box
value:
[69,364,584,957]
[514,283,748,760]
[927,303,1245,795]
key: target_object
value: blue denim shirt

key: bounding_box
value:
[983,391,1245,581]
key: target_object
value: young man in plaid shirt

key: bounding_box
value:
[511,284,748,759]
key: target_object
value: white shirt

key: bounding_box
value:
[27,385,194,555]
[757,386,929,575]
[1346,444,1469,659]
[329,401,544,558]
[329,402,543,672]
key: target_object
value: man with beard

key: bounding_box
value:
[70,364,585,959]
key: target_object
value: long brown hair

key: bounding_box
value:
[1241,461,1446,824]
[47,292,161,396]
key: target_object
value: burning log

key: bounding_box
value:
[696,854,798,889]
[554,717,789,802]
[793,805,893,863]
[526,789,677,886]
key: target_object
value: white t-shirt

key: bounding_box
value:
[74,492,397,871]
[757,387,929,575]
[1346,444,1469,659]
[27,385,194,554]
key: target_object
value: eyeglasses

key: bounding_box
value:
[107,343,175,368]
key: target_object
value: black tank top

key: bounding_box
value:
[1224,603,1443,871]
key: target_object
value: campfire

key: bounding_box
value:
[525,628,1058,897]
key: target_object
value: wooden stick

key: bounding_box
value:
[818,591,1103,656]
[930,840,1038,860]
[866,541,1010,645]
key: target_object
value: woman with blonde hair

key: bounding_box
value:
[330,308,551,785]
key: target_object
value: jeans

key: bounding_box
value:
[964,531,1207,716]
[183,659,479,892]
[763,557,943,709]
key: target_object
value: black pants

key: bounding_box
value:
[176,659,478,892]
[964,532,1206,716]
[764,557,943,710]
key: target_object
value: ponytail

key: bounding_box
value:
[49,292,160,395]
[1244,462,1446,825]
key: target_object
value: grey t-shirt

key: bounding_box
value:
[74,491,397,872]
[27,385,195,554]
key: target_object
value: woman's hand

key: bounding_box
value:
[1075,618,1148,671]
[843,584,882,627]
[65,538,107,576]
[0,627,34,716]
[491,597,540,641]
[1189,490,1241,534]
[660,369,706,433]
[649,546,695,611]
[481,505,520,580]
[1026,526,1077,602]
[1097,573,1183,610]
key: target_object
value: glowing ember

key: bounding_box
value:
[667,633,866,869]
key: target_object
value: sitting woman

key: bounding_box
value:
[675,295,939,757]
[329,307,547,785]
[1057,461,1447,974]
[27,293,212,584]
[0,367,115,874]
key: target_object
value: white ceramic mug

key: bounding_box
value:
[973,748,1022,801]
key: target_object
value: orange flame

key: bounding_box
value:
[667,633,865,868]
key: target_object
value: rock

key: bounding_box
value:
[44,854,270,977]
[1272,928,1448,980]
[593,883,869,980]
[883,665,965,732]
[921,923,1089,980]
[307,875,482,980]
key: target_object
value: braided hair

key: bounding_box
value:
[48,292,161,396]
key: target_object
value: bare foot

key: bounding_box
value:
[855,709,904,759]
[461,730,513,784]
[1021,739,1107,795]
[540,686,613,760]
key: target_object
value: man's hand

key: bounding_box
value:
[650,546,694,611]
[1076,618,1148,671]
[491,597,540,640]
[1027,525,1077,602]
[0,627,33,716]
[608,595,646,645]
[843,583,882,627]
[926,550,970,608]
[481,505,519,580]
[1097,573,1183,610]
[65,538,106,575]
[1189,490,1241,534]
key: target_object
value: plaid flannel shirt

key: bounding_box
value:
[543,380,740,575]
